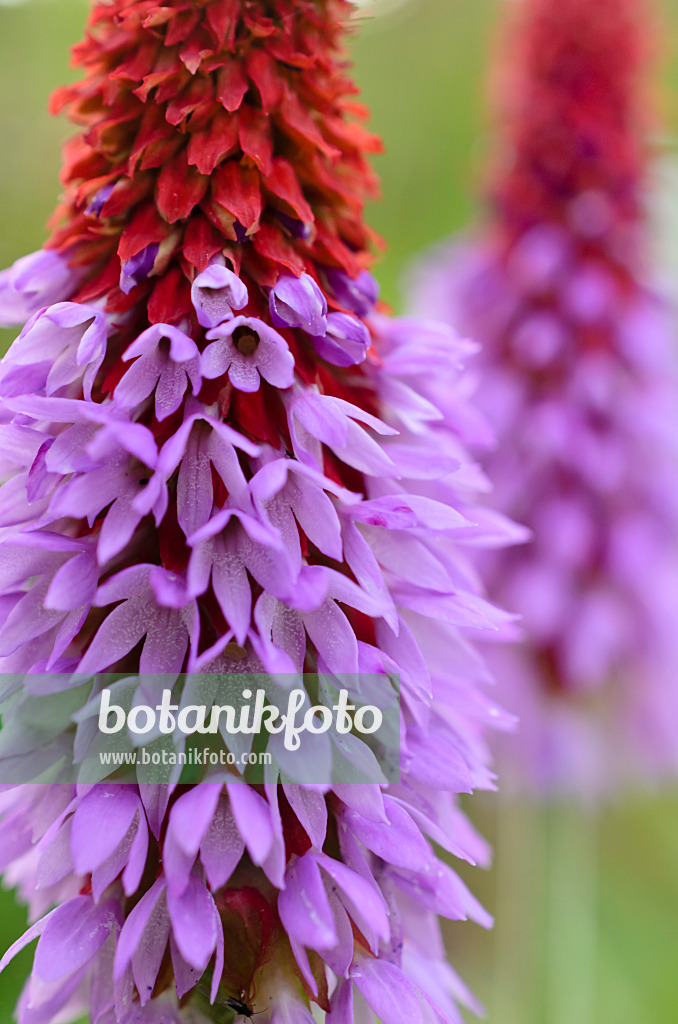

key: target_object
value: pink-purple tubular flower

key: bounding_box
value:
[409,0,678,793]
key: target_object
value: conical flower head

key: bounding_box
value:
[409,0,678,793]
[0,1,515,1023]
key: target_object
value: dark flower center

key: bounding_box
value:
[224,641,248,661]
[233,326,260,356]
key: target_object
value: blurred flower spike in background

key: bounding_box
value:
[0,1,520,1023]
[409,0,678,795]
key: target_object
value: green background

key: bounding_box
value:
[1,1,678,1022]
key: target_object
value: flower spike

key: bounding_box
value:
[0,2,516,1023]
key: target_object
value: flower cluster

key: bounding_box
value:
[409,0,678,792]
[0,1,515,1022]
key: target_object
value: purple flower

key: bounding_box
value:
[412,236,678,795]
[116,323,201,420]
[0,301,108,401]
[406,0,678,793]
[86,180,116,218]
[310,312,371,367]
[132,405,259,537]
[0,250,77,327]
[275,210,313,240]
[269,272,328,335]
[202,316,295,392]
[120,243,159,295]
[0,278,517,1023]
[191,263,249,328]
[325,268,380,318]
[78,565,193,675]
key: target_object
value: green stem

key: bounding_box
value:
[544,801,599,1024]
[491,792,545,1024]
[491,796,599,1024]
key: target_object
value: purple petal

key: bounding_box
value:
[124,324,199,363]
[227,353,262,392]
[71,787,141,874]
[86,180,116,217]
[129,891,170,1003]
[311,312,369,367]
[209,534,252,645]
[77,598,146,674]
[35,895,120,983]
[350,494,470,531]
[278,852,337,950]
[164,786,220,894]
[139,605,189,674]
[36,818,75,890]
[315,853,390,947]
[155,359,194,420]
[270,993,316,1024]
[341,798,432,872]
[200,796,245,891]
[114,878,166,981]
[166,873,219,971]
[114,352,162,409]
[252,330,295,389]
[45,549,99,611]
[191,264,248,328]
[269,272,327,335]
[228,785,274,865]
[281,786,328,848]
[200,338,233,381]
[0,249,75,327]
[327,979,354,1024]
[351,960,423,1024]
[170,934,202,1000]
[302,599,359,674]
[120,243,159,295]
[325,267,379,317]
[176,431,214,538]
[26,439,60,503]
[0,907,58,973]
[122,813,149,896]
